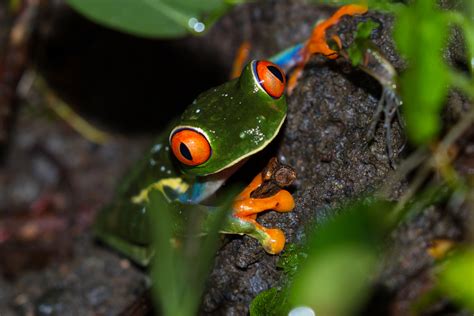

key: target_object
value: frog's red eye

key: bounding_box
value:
[255,61,286,98]
[170,128,211,166]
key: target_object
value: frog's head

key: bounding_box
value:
[169,60,287,176]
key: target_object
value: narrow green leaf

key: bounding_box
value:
[394,0,450,144]
[148,188,233,316]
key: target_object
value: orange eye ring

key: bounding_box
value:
[255,61,286,99]
[170,128,211,166]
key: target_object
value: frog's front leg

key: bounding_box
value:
[223,159,296,254]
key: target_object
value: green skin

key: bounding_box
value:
[94,61,287,265]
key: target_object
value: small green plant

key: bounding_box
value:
[346,20,381,66]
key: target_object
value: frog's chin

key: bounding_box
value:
[203,158,249,182]
[186,159,249,203]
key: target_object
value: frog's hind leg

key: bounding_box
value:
[93,203,154,266]
[94,224,154,266]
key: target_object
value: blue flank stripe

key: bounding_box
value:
[269,43,304,72]
[178,181,205,203]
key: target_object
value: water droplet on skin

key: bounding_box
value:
[151,143,162,153]
[195,109,201,113]
[239,132,245,139]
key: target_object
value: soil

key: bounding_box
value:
[0,0,471,315]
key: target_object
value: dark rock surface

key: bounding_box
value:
[0,0,471,315]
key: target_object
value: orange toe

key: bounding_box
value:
[262,227,286,254]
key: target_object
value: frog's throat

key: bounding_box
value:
[187,159,248,203]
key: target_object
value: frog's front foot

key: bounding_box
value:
[228,158,296,254]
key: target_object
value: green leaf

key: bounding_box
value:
[65,0,234,38]
[394,0,450,144]
[148,189,233,316]
[287,199,394,316]
[438,248,474,311]
[276,243,306,277]
[347,20,380,66]
[250,288,290,316]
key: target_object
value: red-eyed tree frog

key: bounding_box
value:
[95,61,294,265]
[95,4,372,265]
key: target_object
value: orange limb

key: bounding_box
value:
[234,190,295,217]
[331,34,343,50]
[231,172,295,254]
[287,5,367,94]
[287,65,304,95]
[235,173,263,201]
[303,4,368,61]
[230,41,251,79]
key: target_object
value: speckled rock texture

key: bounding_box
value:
[0,0,471,315]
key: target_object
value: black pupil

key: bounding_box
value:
[180,142,193,161]
[267,65,284,83]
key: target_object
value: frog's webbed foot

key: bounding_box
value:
[287,4,368,94]
[228,158,296,254]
